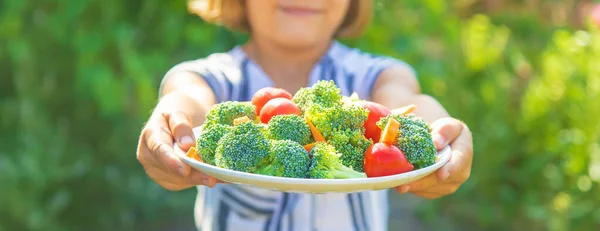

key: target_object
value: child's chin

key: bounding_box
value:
[275,33,330,48]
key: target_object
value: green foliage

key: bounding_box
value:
[0,0,238,230]
[1,0,600,230]
[362,2,600,231]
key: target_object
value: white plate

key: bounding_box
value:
[176,126,452,194]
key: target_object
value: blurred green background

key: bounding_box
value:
[1,0,599,230]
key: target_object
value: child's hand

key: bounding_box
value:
[136,91,222,191]
[395,117,473,199]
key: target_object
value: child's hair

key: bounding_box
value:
[187,0,373,38]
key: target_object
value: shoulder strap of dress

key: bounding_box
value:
[205,52,251,102]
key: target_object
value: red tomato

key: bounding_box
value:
[259,98,301,124]
[355,101,391,142]
[251,87,293,115]
[364,143,414,177]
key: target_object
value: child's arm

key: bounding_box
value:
[371,65,473,199]
[159,71,217,127]
[136,71,222,191]
[371,65,448,122]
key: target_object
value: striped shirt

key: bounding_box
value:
[163,41,416,231]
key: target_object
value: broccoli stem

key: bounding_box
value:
[332,164,367,179]
[255,165,276,176]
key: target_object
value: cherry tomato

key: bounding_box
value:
[251,87,293,115]
[354,101,391,142]
[364,143,414,177]
[259,98,301,124]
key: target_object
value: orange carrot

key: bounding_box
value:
[392,104,417,115]
[233,116,250,125]
[305,116,326,142]
[379,118,401,145]
[186,146,202,162]
[304,142,316,152]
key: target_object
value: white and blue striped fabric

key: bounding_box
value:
[163,41,416,231]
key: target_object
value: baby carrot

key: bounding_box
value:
[304,142,316,152]
[392,104,417,116]
[186,146,203,162]
[305,116,326,142]
[379,118,401,145]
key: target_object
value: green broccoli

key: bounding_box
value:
[265,115,313,145]
[305,104,369,136]
[205,101,256,126]
[214,122,271,173]
[305,103,372,171]
[308,142,367,179]
[196,124,233,165]
[232,119,266,135]
[376,114,437,169]
[327,130,372,172]
[255,140,311,178]
[292,80,343,113]
[341,92,361,106]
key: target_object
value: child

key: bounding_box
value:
[136,0,473,230]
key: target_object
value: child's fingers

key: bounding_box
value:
[430,117,464,150]
[436,125,473,184]
[399,173,441,193]
[186,169,228,188]
[141,120,191,177]
[164,111,195,151]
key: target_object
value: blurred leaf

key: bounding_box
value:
[2,1,600,231]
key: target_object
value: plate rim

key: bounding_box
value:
[175,126,452,187]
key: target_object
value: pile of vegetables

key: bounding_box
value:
[186,80,437,179]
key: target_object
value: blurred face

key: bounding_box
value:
[246,0,350,48]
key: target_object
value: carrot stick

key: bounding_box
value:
[305,116,326,142]
[233,116,250,125]
[304,142,316,152]
[186,146,203,162]
[392,104,417,115]
[380,118,401,145]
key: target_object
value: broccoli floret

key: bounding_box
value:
[305,103,372,171]
[327,130,372,172]
[376,114,437,169]
[305,104,369,137]
[265,115,313,145]
[308,142,367,179]
[292,80,343,113]
[214,123,271,173]
[196,124,233,165]
[205,101,256,126]
[255,140,311,178]
[232,120,266,135]
[341,93,361,106]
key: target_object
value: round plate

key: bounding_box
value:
[175,126,452,194]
